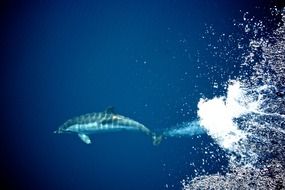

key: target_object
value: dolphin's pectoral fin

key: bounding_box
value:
[78,133,91,144]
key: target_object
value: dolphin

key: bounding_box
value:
[54,107,162,145]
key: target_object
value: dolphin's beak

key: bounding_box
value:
[53,129,61,134]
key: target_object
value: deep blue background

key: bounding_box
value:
[1,0,283,189]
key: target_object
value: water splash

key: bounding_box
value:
[197,81,248,151]
[182,7,285,190]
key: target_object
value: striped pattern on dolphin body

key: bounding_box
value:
[54,107,162,145]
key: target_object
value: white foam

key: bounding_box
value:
[197,81,248,150]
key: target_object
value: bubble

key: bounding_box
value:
[182,8,285,190]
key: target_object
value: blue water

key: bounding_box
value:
[2,1,284,190]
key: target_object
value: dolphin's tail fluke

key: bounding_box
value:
[152,133,163,145]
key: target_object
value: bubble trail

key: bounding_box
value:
[163,120,206,138]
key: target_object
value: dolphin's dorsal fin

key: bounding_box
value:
[78,133,91,144]
[105,106,115,114]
